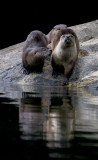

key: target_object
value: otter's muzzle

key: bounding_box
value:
[45,49,52,58]
[65,35,72,44]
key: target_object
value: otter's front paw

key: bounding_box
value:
[23,69,31,75]
[62,78,69,86]
[62,81,69,86]
[52,70,59,78]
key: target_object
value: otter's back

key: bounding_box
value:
[23,30,48,51]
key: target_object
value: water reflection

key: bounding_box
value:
[0,84,98,159]
[20,94,74,148]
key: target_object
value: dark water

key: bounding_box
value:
[0,83,98,159]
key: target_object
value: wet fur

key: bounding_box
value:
[47,24,67,45]
[22,30,51,74]
[51,28,79,84]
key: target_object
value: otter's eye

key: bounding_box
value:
[61,35,66,39]
[70,34,74,38]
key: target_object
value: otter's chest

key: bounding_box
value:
[53,45,77,65]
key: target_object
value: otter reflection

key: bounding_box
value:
[19,91,75,147]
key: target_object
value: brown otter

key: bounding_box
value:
[46,24,67,48]
[22,30,52,74]
[51,28,79,85]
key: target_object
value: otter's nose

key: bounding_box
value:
[48,49,52,55]
[45,49,52,59]
[46,49,52,57]
[49,49,52,54]
[65,35,72,44]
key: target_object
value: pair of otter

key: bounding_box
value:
[22,24,79,84]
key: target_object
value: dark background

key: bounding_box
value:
[0,1,97,49]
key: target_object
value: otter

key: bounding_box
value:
[22,30,52,74]
[47,24,67,48]
[51,28,79,85]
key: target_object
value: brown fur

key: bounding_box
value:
[47,24,67,45]
[51,28,79,51]
[51,28,80,84]
[22,30,51,73]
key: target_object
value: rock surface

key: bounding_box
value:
[0,20,98,87]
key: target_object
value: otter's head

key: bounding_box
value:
[23,30,48,51]
[52,28,79,53]
[52,24,67,37]
[60,34,75,48]
[26,47,52,67]
[47,24,67,43]
[54,24,67,30]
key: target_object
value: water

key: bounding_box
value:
[0,83,98,159]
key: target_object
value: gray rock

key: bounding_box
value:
[0,20,98,87]
[70,20,98,42]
